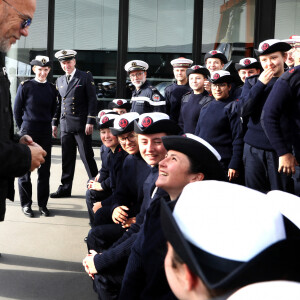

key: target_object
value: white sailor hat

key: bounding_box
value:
[235,58,261,71]
[97,109,117,119]
[204,50,228,64]
[102,82,110,86]
[108,99,131,110]
[208,70,234,83]
[282,35,300,46]
[170,57,193,68]
[110,112,139,136]
[186,65,210,77]
[124,60,149,73]
[30,55,51,67]
[134,112,180,135]
[254,39,291,56]
[54,49,77,62]
[161,181,300,290]
[227,281,300,300]
[99,113,118,129]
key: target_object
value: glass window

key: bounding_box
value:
[202,0,256,62]
[275,0,300,39]
[128,0,194,83]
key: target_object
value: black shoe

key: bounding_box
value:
[50,189,71,198]
[22,206,34,218]
[39,207,50,217]
[84,236,88,243]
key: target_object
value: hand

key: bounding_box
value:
[52,126,58,138]
[93,202,102,213]
[122,217,136,229]
[19,135,33,145]
[278,153,299,175]
[112,206,129,224]
[204,80,211,94]
[85,124,94,135]
[28,143,47,171]
[87,180,103,191]
[258,69,274,85]
[82,250,98,279]
[94,173,100,182]
[228,169,239,181]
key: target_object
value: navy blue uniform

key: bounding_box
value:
[87,151,150,253]
[262,66,300,196]
[92,167,165,299]
[195,97,243,173]
[164,82,191,123]
[178,91,213,134]
[86,145,112,226]
[53,69,98,193]
[130,80,166,114]
[14,79,57,208]
[240,75,292,193]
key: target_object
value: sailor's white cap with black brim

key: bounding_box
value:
[204,50,228,64]
[208,70,234,84]
[282,35,300,46]
[161,134,227,181]
[98,113,118,129]
[124,60,149,73]
[134,112,181,135]
[235,58,261,71]
[227,280,300,300]
[110,112,139,136]
[171,57,193,68]
[254,39,291,56]
[108,99,131,110]
[161,181,300,290]
[55,49,77,62]
[186,65,210,78]
[97,109,117,118]
[30,55,51,67]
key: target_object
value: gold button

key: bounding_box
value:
[73,112,75,115]
[72,97,75,100]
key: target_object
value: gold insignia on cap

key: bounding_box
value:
[41,58,46,64]
[132,62,137,67]
[62,50,67,55]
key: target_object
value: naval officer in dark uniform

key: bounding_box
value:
[125,60,166,114]
[14,55,57,217]
[51,50,98,198]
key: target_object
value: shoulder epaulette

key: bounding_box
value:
[21,79,30,85]
[150,86,158,91]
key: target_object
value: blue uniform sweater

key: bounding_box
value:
[195,97,243,170]
[178,91,213,134]
[14,79,57,133]
[240,75,278,150]
[164,82,191,123]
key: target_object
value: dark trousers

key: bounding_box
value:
[18,132,52,208]
[86,189,112,226]
[60,131,98,193]
[243,143,294,194]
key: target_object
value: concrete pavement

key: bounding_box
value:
[0,145,100,300]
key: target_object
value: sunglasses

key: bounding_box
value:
[3,0,32,29]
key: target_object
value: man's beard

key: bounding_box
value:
[0,38,11,53]
[132,79,145,89]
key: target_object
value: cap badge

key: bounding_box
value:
[117,100,123,106]
[41,58,47,64]
[102,116,109,124]
[152,94,160,102]
[262,43,269,51]
[119,118,128,129]
[211,50,218,55]
[213,73,220,80]
[99,111,106,117]
[62,50,67,55]
[132,62,137,67]
[192,65,200,70]
[141,116,153,128]
[243,59,251,66]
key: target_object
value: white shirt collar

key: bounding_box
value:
[34,78,47,83]
[67,68,76,81]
